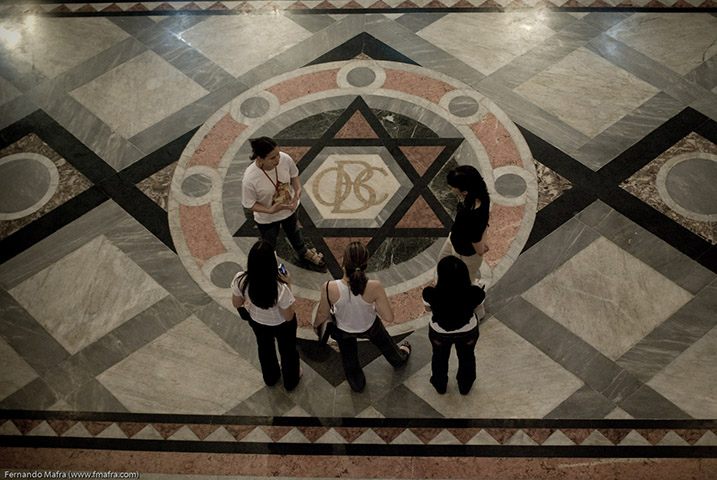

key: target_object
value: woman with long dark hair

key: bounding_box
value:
[231,240,301,391]
[241,136,324,267]
[423,255,484,395]
[313,242,411,392]
[439,165,490,284]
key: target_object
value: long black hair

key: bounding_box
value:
[434,255,472,298]
[447,165,489,210]
[238,240,284,309]
[343,241,369,296]
[249,137,277,160]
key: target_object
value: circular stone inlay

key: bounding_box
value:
[346,67,376,88]
[240,97,271,119]
[210,261,242,289]
[181,173,213,198]
[665,158,717,215]
[495,173,527,198]
[0,154,56,216]
[448,96,480,118]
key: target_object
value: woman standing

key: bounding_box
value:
[439,165,490,284]
[423,255,484,395]
[241,136,325,267]
[231,240,301,391]
[313,242,411,392]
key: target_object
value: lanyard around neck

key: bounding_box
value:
[260,165,279,191]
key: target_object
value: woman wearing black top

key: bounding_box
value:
[423,256,485,395]
[438,165,490,284]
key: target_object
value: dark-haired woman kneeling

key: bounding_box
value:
[423,255,484,395]
[232,240,301,391]
[313,242,411,392]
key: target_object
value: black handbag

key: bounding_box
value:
[316,281,336,345]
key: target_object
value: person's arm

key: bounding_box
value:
[372,281,394,323]
[250,201,291,215]
[313,281,332,336]
[472,227,489,256]
[280,303,296,322]
[289,176,302,211]
[232,294,244,309]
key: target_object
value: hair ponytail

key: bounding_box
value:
[343,242,369,296]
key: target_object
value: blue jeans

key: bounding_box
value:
[332,317,409,392]
[256,212,306,255]
[429,325,479,394]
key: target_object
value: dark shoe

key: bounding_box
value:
[430,376,447,395]
[399,341,411,357]
[458,381,475,395]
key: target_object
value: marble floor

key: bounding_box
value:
[1,2,716,479]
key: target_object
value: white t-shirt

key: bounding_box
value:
[231,271,295,326]
[332,281,377,333]
[241,151,299,225]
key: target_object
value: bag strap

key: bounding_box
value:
[326,280,336,325]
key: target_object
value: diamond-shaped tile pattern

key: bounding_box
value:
[9,235,168,355]
[97,316,265,414]
[522,237,693,360]
[70,51,208,139]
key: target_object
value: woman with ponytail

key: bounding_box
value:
[313,242,411,392]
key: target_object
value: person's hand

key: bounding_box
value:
[270,202,292,214]
[288,197,299,212]
[278,270,291,285]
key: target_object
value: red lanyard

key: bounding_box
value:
[261,166,279,191]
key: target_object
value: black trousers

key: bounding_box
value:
[248,316,301,391]
[256,212,306,255]
[332,317,408,392]
[429,324,479,394]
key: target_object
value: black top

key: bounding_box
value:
[423,285,485,332]
[450,201,489,256]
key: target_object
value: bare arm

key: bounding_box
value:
[372,281,394,323]
[289,176,302,211]
[473,227,489,256]
[313,281,331,335]
[280,303,296,322]
[250,201,291,215]
[232,294,244,309]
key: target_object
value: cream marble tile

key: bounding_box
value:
[403,320,583,418]
[0,338,38,401]
[177,15,312,78]
[606,13,717,76]
[514,48,659,138]
[522,237,693,361]
[9,235,168,355]
[0,76,20,105]
[647,326,717,419]
[69,50,208,139]
[97,316,264,414]
[416,12,556,76]
[0,17,129,79]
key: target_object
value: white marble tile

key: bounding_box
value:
[607,13,717,76]
[0,337,38,401]
[522,237,693,361]
[417,12,556,75]
[177,15,312,78]
[70,50,208,139]
[9,235,168,355]
[403,319,583,418]
[514,48,659,138]
[0,76,20,105]
[97,316,264,414]
[647,326,717,419]
[0,17,129,79]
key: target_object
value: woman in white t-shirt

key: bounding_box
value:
[313,242,411,392]
[241,136,325,268]
[231,240,301,391]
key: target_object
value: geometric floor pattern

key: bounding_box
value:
[1,3,716,478]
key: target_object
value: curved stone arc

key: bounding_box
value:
[656,152,717,222]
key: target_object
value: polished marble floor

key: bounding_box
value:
[0,3,716,479]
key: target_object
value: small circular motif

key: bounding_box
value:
[448,96,481,118]
[240,97,271,119]
[665,158,717,215]
[181,173,213,198]
[210,261,242,289]
[0,153,59,220]
[347,67,377,88]
[495,173,528,198]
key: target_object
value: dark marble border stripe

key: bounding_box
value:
[0,435,715,458]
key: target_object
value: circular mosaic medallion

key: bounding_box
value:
[170,60,537,338]
[657,153,717,221]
